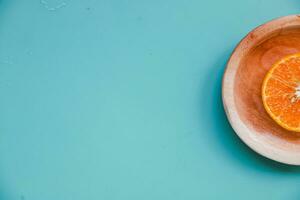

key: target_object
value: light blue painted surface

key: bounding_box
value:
[0,0,299,199]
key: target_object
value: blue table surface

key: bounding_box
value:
[0,0,300,199]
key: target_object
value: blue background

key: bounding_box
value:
[0,0,299,199]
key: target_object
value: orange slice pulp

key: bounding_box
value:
[262,53,300,132]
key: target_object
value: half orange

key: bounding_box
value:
[262,53,300,132]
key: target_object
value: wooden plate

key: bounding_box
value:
[222,15,300,165]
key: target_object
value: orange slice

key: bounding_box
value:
[262,53,300,132]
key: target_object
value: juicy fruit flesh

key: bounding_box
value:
[262,53,300,132]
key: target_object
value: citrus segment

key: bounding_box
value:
[262,53,300,132]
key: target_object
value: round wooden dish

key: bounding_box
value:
[223,15,300,165]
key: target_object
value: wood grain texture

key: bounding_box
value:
[223,15,300,165]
